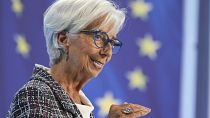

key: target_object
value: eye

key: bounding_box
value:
[109,40,115,46]
[95,34,101,39]
[95,34,106,42]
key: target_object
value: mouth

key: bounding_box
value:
[90,57,104,69]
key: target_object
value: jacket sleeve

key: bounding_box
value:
[7,86,58,118]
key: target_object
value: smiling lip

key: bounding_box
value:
[90,58,104,69]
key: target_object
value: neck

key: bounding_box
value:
[50,60,91,94]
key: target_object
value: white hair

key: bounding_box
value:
[43,0,126,65]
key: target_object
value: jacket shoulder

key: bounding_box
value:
[7,79,59,118]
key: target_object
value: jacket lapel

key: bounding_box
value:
[32,65,83,118]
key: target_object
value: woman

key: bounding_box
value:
[7,0,151,117]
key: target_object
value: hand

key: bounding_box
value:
[108,103,151,118]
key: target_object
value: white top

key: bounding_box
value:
[75,91,94,118]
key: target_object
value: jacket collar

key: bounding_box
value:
[31,64,83,118]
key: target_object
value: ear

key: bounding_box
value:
[57,32,70,49]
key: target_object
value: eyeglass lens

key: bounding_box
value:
[93,32,121,54]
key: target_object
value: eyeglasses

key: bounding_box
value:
[80,29,122,54]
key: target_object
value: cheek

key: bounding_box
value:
[78,48,92,64]
[74,40,98,64]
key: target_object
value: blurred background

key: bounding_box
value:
[0,0,209,118]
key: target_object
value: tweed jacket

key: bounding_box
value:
[7,64,94,118]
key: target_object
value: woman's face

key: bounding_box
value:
[67,27,115,78]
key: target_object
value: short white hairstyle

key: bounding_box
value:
[43,0,126,65]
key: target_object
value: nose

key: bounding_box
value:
[99,43,112,58]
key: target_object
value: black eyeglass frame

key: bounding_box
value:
[80,29,123,54]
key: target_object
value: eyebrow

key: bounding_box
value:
[101,30,116,40]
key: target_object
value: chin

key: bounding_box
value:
[89,70,102,78]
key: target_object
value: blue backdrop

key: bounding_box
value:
[0,0,182,118]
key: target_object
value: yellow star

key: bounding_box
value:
[11,0,24,15]
[96,92,121,117]
[137,34,161,60]
[15,34,30,58]
[126,68,148,91]
[130,0,153,20]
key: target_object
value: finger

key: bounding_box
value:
[121,103,151,114]
[128,104,151,117]
[121,103,131,108]
[116,103,151,118]
[130,104,151,112]
[135,108,151,116]
[125,109,151,118]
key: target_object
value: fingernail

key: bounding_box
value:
[142,107,151,112]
